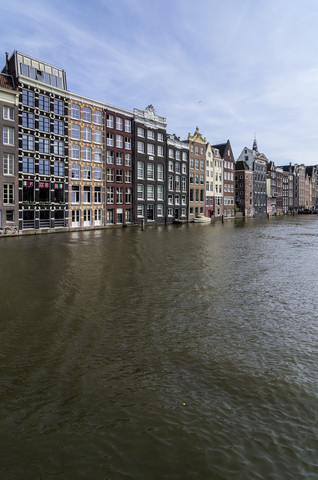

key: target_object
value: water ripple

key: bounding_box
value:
[0,217,318,479]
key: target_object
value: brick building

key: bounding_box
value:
[188,127,206,220]
[0,70,19,231]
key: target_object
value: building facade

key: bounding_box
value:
[237,140,267,216]
[306,166,317,209]
[266,161,277,215]
[68,95,105,229]
[188,127,206,220]
[133,105,167,224]
[276,167,283,214]
[205,142,223,218]
[214,141,235,217]
[105,107,133,226]
[5,51,69,231]
[294,164,306,210]
[0,71,19,231]
[280,164,295,213]
[235,161,254,216]
[166,134,189,222]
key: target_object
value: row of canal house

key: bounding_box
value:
[2,50,316,234]
[266,162,317,214]
[0,50,238,234]
[234,138,318,216]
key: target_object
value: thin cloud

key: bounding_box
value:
[1,0,318,164]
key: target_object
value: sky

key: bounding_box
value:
[1,0,318,165]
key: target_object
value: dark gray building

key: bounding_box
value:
[237,139,267,216]
[133,105,167,224]
[166,134,189,222]
[280,164,295,213]
[3,51,69,231]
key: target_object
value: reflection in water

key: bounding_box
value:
[0,217,318,479]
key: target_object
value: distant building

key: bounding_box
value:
[166,134,189,222]
[295,164,306,209]
[305,166,317,209]
[235,160,254,216]
[205,143,223,218]
[237,139,267,215]
[266,162,283,215]
[214,140,235,218]
[276,167,283,214]
[266,161,277,215]
[279,164,295,213]
[278,163,318,212]
[188,127,206,220]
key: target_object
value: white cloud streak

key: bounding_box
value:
[1,0,318,164]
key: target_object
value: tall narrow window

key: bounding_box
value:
[39,95,49,111]
[3,184,14,204]
[22,112,34,128]
[3,127,14,145]
[71,104,80,119]
[3,154,14,175]
[3,107,14,120]
[116,117,123,130]
[83,107,91,122]
[107,114,114,128]
[137,162,144,179]
[22,134,34,151]
[22,90,34,107]
[53,99,64,115]
[125,119,131,132]
[94,110,102,124]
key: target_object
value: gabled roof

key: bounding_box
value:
[306,165,316,176]
[235,160,250,171]
[212,142,227,157]
[0,73,15,90]
[278,164,295,173]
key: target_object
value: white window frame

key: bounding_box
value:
[3,106,14,120]
[3,153,14,175]
[83,127,91,142]
[83,107,91,123]
[3,127,14,145]
[94,110,102,125]
[137,141,145,153]
[147,144,155,155]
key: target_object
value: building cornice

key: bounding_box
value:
[0,86,19,104]
[134,105,167,130]
[68,91,133,116]
[18,76,67,97]
[167,134,189,150]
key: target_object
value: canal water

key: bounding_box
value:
[0,216,317,480]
